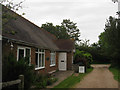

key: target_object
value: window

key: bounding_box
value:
[50,51,56,66]
[18,48,25,60]
[17,47,31,65]
[25,48,31,64]
[35,49,45,70]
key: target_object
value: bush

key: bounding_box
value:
[33,74,57,88]
[74,49,93,68]
[33,74,47,88]
[83,53,93,68]
[47,77,57,85]
[34,81,47,88]
[2,53,35,90]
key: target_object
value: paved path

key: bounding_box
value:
[74,64,119,88]
[47,70,74,88]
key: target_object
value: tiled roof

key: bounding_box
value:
[2,6,74,51]
[55,39,75,52]
[2,6,59,50]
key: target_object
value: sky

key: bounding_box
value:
[14,0,118,44]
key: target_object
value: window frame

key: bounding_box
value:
[17,46,31,65]
[50,51,56,67]
[35,49,45,70]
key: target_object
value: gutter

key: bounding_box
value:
[2,36,58,51]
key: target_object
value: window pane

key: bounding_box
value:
[35,48,38,52]
[35,53,38,68]
[39,54,42,67]
[42,54,44,67]
[50,53,55,65]
[26,48,30,64]
[39,49,44,52]
[26,48,30,56]
[50,53,52,65]
[18,49,24,60]
[41,49,44,52]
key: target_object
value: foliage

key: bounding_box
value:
[109,67,120,82]
[61,19,81,42]
[0,0,24,11]
[79,39,90,47]
[54,68,93,88]
[41,19,80,43]
[47,77,58,86]
[1,0,25,27]
[74,49,85,59]
[33,74,57,89]
[2,53,35,90]
[33,74,47,88]
[98,16,120,67]
[41,23,70,39]
[76,41,111,64]
[74,49,93,68]
[2,53,57,89]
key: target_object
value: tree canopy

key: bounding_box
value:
[1,0,25,26]
[98,16,120,67]
[41,19,81,43]
[61,19,80,41]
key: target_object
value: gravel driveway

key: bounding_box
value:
[74,64,119,88]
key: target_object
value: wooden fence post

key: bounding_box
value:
[18,75,24,90]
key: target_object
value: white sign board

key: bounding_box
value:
[79,66,85,73]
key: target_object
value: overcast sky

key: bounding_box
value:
[15,0,118,44]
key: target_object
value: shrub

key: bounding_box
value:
[2,53,35,90]
[34,81,47,88]
[33,74,57,88]
[83,53,93,68]
[33,74,48,88]
[47,77,57,85]
[74,49,93,68]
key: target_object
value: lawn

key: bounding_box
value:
[53,67,93,88]
[109,67,120,82]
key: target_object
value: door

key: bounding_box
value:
[58,53,67,71]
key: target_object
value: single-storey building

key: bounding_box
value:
[2,6,75,74]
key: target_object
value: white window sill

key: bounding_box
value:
[35,67,45,70]
[50,64,55,67]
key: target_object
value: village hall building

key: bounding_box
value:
[2,6,75,74]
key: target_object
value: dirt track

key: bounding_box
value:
[74,64,119,88]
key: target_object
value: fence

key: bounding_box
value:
[2,75,24,90]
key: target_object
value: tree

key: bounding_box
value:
[41,23,70,39]
[2,53,35,89]
[79,39,90,47]
[61,19,81,42]
[74,49,93,68]
[55,25,70,39]
[1,0,25,26]
[41,19,81,43]
[0,0,25,11]
[98,16,120,67]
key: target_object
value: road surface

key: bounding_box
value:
[74,64,119,88]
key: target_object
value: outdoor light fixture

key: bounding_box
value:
[7,39,10,43]
[10,42,14,50]
[73,49,75,53]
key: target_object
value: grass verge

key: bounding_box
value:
[53,67,93,88]
[109,67,120,82]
